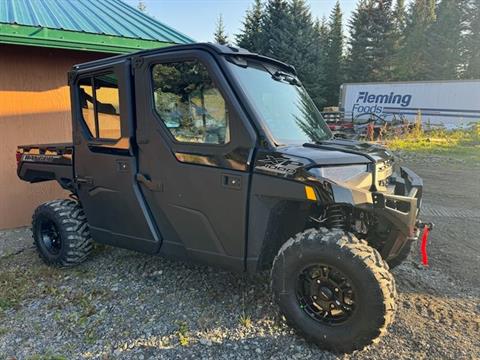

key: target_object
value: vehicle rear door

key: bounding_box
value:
[133,50,257,271]
[71,61,161,252]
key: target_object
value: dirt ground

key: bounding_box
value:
[0,153,479,359]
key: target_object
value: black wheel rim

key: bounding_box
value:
[39,219,62,255]
[296,264,355,325]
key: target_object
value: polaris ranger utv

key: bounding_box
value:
[17,43,430,353]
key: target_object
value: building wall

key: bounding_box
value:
[0,44,107,229]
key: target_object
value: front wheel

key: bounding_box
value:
[271,228,396,353]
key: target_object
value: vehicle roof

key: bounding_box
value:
[71,43,296,74]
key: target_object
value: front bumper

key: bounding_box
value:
[329,166,423,236]
[328,166,424,261]
[373,166,423,238]
[372,166,426,261]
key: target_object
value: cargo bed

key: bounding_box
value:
[16,143,74,190]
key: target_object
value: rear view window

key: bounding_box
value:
[78,73,121,140]
[79,81,96,136]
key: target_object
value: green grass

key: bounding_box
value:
[0,262,110,320]
[0,267,62,312]
[176,321,190,346]
[239,313,252,328]
[386,124,480,164]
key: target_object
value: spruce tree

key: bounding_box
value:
[426,0,468,80]
[346,0,375,82]
[393,0,407,33]
[236,0,264,53]
[316,16,330,51]
[390,0,407,79]
[310,17,329,107]
[346,0,396,82]
[214,14,229,45]
[282,0,314,66]
[370,0,396,80]
[324,1,344,106]
[235,0,326,108]
[465,0,480,78]
[260,0,291,58]
[396,0,436,80]
[283,0,325,109]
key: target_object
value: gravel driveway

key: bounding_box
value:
[1,154,479,359]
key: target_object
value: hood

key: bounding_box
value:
[277,139,394,166]
[253,139,395,182]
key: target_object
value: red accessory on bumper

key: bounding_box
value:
[420,226,431,266]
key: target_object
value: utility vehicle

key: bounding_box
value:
[17,44,430,353]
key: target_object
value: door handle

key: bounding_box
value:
[76,176,94,186]
[222,174,241,190]
[136,173,163,192]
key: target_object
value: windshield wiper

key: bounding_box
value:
[272,71,301,86]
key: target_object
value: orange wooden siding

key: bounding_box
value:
[0,44,107,229]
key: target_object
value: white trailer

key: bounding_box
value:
[339,80,480,129]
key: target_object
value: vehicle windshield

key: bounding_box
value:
[227,58,331,145]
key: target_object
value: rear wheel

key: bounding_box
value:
[32,199,93,267]
[271,228,396,353]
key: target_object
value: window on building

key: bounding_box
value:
[78,73,121,140]
[152,60,230,145]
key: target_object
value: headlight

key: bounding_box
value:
[308,164,369,182]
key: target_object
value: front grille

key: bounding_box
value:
[376,160,393,192]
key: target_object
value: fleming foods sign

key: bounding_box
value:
[352,91,413,115]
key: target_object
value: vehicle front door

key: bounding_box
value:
[134,50,256,271]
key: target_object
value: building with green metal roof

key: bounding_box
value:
[0,0,194,53]
[0,0,194,229]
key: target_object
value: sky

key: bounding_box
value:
[124,0,381,43]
